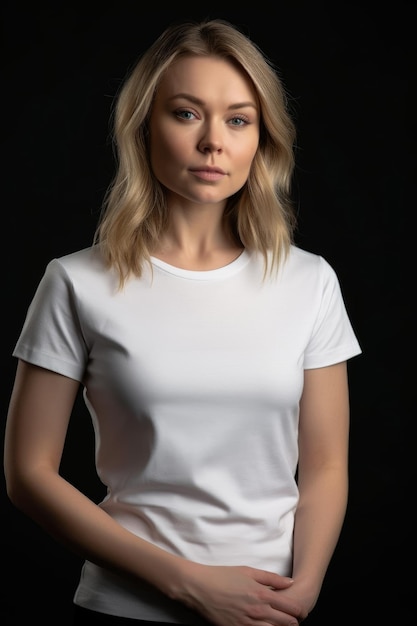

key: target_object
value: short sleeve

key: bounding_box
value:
[12,259,88,381]
[303,257,362,369]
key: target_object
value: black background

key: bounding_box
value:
[1,1,414,624]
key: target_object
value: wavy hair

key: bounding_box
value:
[94,18,297,287]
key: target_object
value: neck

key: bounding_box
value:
[152,217,242,270]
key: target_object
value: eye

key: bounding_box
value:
[175,109,197,121]
[229,115,249,127]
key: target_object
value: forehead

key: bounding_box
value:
[155,55,258,104]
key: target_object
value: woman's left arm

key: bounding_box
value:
[290,361,351,617]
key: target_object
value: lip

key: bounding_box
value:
[189,166,226,181]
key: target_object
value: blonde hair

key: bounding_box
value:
[94,18,297,287]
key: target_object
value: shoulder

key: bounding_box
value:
[39,245,119,301]
[51,245,105,273]
[46,245,114,283]
[283,245,338,283]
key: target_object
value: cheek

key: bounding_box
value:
[150,130,188,172]
[150,130,167,161]
[149,138,170,180]
[234,131,259,162]
[235,141,259,173]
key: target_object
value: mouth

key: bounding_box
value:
[189,166,226,181]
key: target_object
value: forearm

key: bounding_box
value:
[291,465,348,607]
[8,467,189,600]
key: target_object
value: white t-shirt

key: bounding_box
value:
[13,244,361,622]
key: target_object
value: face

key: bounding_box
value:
[148,55,260,209]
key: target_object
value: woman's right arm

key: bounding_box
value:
[4,359,298,626]
[4,360,194,586]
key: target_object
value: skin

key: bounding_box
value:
[4,56,351,626]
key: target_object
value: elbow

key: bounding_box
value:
[5,472,28,511]
[4,465,38,515]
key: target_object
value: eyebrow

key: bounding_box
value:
[168,93,258,110]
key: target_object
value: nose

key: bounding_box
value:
[198,123,223,154]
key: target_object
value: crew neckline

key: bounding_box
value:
[150,249,251,281]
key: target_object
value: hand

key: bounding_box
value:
[179,563,305,625]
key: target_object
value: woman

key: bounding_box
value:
[4,18,361,626]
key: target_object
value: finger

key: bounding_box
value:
[254,569,294,589]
